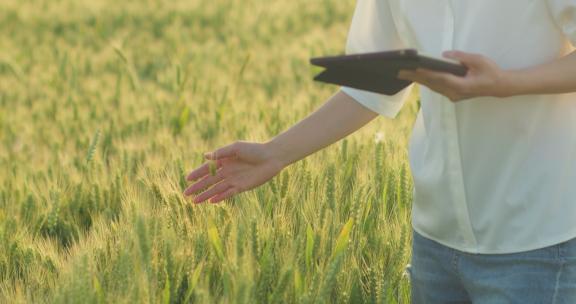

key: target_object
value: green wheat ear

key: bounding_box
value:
[208,160,217,176]
[86,129,101,163]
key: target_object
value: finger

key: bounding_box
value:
[400,69,454,96]
[186,158,227,181]
[193,181,232,204]
[397,69,417,81]
[204,141,243,160]
[415,67,479,99]
[443,50,484,69]
[400,71,430,87]
[210,187,239,204]
[447,95,462,102]
[183,170,224,196]
[406,73,452,97]
[415,69,467,89]
[186,163,211,181]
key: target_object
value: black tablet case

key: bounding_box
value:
[310,48,468,95]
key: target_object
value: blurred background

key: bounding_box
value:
[0,0,418,303]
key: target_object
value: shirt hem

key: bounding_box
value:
[411,223,576,254]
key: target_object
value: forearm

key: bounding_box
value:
[264,89,378,168]
[502,50,576,96]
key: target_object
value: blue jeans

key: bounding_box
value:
[406,229,576,303]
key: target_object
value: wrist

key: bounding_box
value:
[494,69,525,98]
[263,139,291,170]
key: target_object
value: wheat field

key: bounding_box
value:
[0,0,420,302]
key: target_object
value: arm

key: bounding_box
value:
[184,90,380,204]
[185,0,406,204]
[265,89,378,168]
[397,49,576,102]
[502,50,576,96]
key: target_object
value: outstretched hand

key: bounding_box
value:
[397,50,511,102]
[183,141,285,204]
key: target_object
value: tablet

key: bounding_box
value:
[310,48,468,95]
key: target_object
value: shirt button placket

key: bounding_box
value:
[442,0,478,252]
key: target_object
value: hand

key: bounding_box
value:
[397,50,511,102]
[183,141,285,204]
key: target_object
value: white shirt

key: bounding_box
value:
[340,0,576,254]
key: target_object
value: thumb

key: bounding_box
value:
[443,50,483,69]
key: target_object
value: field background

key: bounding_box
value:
[0,0,420,303]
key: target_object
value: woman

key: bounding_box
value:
[184,0,576,302]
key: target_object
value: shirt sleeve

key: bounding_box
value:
[545,0,576,47]
[340,0,414,119]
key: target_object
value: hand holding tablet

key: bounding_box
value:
[310,48,468,95]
